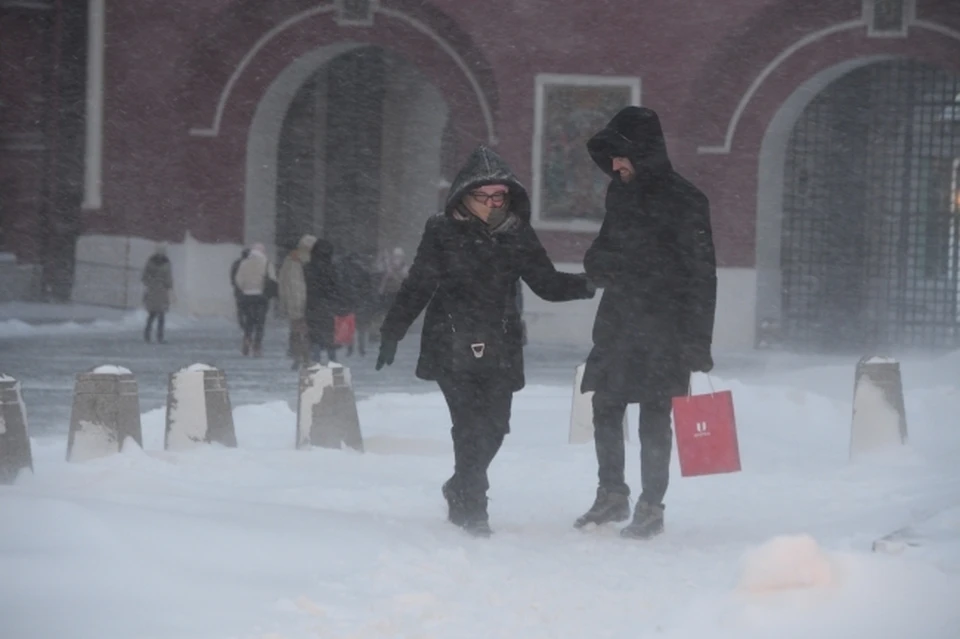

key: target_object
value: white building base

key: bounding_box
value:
[72,233,244,318]
[521,265,757,352]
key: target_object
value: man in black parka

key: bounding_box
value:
[576,107,717,539]
[376,145,595,537]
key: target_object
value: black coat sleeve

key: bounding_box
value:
[518,225,594,302]
[679,192,718,353]
[380,217,442,342]
[583,212,633,289]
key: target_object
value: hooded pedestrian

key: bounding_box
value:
[233,242,278,357]
[279,234,318,368]
[142,242,173,343]
[575,106,717,539]
[376,145,596,537]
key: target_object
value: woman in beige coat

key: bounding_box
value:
[278,234,317,368]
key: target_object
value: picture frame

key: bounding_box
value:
[531,74,641,230]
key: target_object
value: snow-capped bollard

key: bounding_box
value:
[296,363,363,452]
[850,355,908,459]
[0,374,33,484]
[67,366,143,462]
[569,363,629,444]
[164,364,237,451]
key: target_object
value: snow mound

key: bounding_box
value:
[0,373,15,382]
[864,356,897,364]
[738,534,839,592]
[92,365,133,375]
[184,363,218,372]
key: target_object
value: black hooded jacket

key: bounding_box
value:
[380,145,595,391]
[581,107,717,403]
[305,239,343,347]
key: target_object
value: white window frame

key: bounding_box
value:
[862,0,916,38]
[531,73,641,232]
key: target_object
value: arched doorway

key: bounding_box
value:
[248,44,452,263]
[765,59,960,350]
[274,45,452,261]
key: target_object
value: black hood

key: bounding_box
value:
[587,106,673,179]
[310,238,334,265]
[444,145,531,223]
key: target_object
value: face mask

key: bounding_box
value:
[487,207,509,229]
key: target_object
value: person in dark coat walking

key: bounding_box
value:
[575,106,717,539]
[142,243,173,343]
[376,145,596,537]
[336,252,376,357]
[305,238,342,364]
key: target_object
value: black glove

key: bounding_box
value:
[685,345,714,373]
[583,276,597,298]
[376,339,398,371]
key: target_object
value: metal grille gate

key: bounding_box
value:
[781,60,960,350]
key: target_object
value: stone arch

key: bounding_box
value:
[172,0,499,250]
[756,40,960,344]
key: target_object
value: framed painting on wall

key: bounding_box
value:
[532,74,641,228]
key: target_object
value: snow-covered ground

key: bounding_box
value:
[0,302,142,334]
[2,316,959,638]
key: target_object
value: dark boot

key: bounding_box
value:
[463,516,493,538]
[442,479,466,527]
[242,337,251,356]
[462,497,493,538]
[620,501,664,540]
[574,487,631,529]
[443,479,492,537]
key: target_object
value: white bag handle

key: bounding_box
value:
[687,372,716,397]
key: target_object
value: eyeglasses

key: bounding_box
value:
[469,190,509,206]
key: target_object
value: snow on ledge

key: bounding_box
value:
[864,356,898,364]
[184,363,218,373]
[92,365,133,375]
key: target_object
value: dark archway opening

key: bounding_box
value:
[781,60,960,350]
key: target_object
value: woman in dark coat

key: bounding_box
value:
[375,145,596,537]
[304,239,342,364]
[142,243,173,343]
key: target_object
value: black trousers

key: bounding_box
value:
[144,312,165,342]
[593,390,681,507]
[437,372,513,518]
[238,295,268,347]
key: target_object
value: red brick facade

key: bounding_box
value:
[2,0,959,270]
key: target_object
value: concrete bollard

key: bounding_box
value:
[850,355,908,459]
[569,363,629,444]
[67,366,143,462]
[296,363,363,452]
[165,364,237,451]
[0,375,33,484]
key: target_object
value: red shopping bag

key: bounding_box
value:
[672,389,741,477]
[334,314,356,346]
